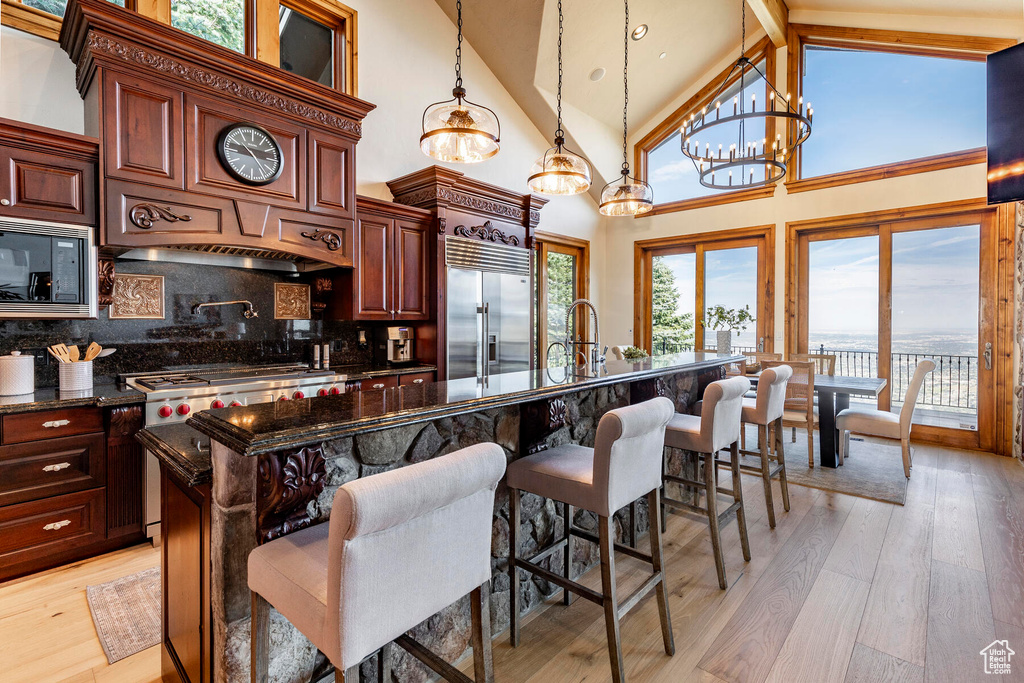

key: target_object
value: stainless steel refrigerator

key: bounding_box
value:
[445,236,532,381]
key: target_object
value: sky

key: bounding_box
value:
[646,46,986,202]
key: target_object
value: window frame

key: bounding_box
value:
[785,24,1014,193]
[1,0,357,97]
[634,35,777,216]
[535,231,590,367]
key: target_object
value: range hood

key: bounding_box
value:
[113,245,338,273]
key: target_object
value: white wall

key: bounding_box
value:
[0,2,606,309]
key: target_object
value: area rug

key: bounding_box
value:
[86,567,161,664]
[737,427,909,505]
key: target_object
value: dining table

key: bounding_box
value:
[749,372,887,468]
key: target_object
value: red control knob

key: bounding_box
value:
[230,401,243,407]
[329,387,341,396]
[158,405,173,418]
[176,403,191,416]
[317,389,328,397]
[278,395,289,401]
[211,399,225,409]
[293,391,305,399]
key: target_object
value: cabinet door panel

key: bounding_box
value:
[395,219,429,319]
[105,74,183,188]
[0,147,96,225]
[308,132,354,219]
[0,488,105,579]
[356,216,392,319]
[0,432,106,507]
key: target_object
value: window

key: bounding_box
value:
[279,4,336,87]
[2,0,124,40]
[535,232,589,368]
[786,25,1014,191]
[635,36,776,215]
[172,0,245,53]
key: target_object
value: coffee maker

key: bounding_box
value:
[373,326,415,365]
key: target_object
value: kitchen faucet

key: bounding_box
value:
[191,300,259,319]
[546,299,605,370]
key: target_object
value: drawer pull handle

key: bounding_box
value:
[42,420,71,429]
[413,379,424,384]
[42,462,72,472]
[372,383,385,389]
[43,520,71,531]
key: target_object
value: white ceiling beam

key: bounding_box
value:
[746,0,789,48]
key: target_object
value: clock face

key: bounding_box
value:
[216,124,284,186]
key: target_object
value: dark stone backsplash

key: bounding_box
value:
[0,259,375,387]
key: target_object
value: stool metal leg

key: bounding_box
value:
[647,489,675,656]
[251,592,270,683]
[377,643,391,683]
[730,442,751,562]
[508,487,521,647]
[598,515,625,683]
[775,417,791,512]
[471,583,495,683]
[758,423,776,529]
[703,453,727,590]
[562,503,573,606]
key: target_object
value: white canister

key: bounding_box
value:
[0,351,35,396]
[59,360,93,393]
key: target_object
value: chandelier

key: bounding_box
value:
[420,0,501,163]
[527,0,592,196]
[599,0,653,216]
[680,0,812,189]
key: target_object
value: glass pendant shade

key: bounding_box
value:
[599,173,654,216]
[420,91,501,163]
[527,142,592,195]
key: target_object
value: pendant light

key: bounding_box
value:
[527,0,592,196]
[599,0,653,216]
[420,0,501,163]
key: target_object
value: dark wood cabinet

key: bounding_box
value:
[0,118,98,226]
[308,130,355,219]
[398,371,435,386]
[104,72,184,189]
[338,196,432,321]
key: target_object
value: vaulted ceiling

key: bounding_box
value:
[432,0,1023,201]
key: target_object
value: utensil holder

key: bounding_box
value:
[59,361,93,393]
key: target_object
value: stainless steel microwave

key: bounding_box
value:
[0,216,98,319]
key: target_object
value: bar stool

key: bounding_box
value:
[507,397,676,683]
[738,364,792,529]
[248,442,506,683]
[662,376,751,590]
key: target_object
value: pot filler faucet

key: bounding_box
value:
[191,300,259,319]
[546,298,605,370]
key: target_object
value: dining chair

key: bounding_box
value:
[700,349,746,376]
[837,359,936,477]
[610,345,627,360]
[764,360,817,467]
[791,353,836,376]
[741,352,782,374]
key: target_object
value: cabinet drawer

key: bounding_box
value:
[0,488,105,566]
[0,432,106,506]
[362,375,399,391]
[1,407,103,445]
[399,372,434,387]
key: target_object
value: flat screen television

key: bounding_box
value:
[988,41,1024,204]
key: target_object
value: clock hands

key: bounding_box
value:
[233,141,272,175]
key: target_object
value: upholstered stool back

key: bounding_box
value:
[323,442,505,667]
[749,365,792,425]
[696,376,751,453]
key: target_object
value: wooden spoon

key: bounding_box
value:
[68,345,80,362]
[84,342,102,362]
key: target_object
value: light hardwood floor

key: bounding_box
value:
[2,443,1023,683]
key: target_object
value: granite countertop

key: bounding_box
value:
[188,353,741,457]
[136,423,212,487]
[0,384,144,414]
[335,364,436,380]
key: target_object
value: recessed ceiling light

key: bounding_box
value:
[631,24,648,40]
[590,67,606,82]
[659,51,667,59]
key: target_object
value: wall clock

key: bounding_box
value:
[216,123,284,186]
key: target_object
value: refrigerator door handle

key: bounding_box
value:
[483,302,491,379]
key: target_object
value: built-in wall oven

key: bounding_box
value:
[0,216,98,319]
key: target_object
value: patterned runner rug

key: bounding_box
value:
[86,566,161,664]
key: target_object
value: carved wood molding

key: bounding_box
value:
[300,228,343,251]
[129,203,193,229]
[395,186,526,221]
[520,397,567,455]
[84,33,362,137]
[98,257,115,309]
[108,405,143,439]
[256,446,327,544]
[453,221,521,246]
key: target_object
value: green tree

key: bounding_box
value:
[545,252,575,366]
[651,257,693,353]
[171,0,245,53]
[25,0,124,18]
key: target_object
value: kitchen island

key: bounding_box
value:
[149,352,741,683]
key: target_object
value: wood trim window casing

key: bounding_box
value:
[535,231,590,365]
[785,24,1015,191]
[784,197,1017,456]
[633,224,776,356]
[1,0,357,97]
[634,35,777,217]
